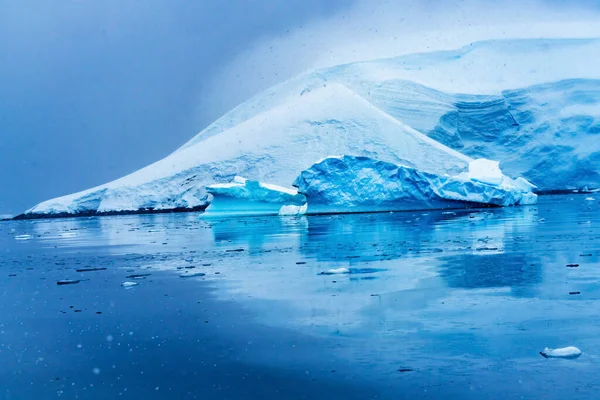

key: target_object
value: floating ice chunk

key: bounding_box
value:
[203,176,307,217]
[585,197,595,201]
[60,232,77,238]
[278,204,308,216]
[14,234,33,241]
[57,279,81,285]
[319,267,350,275]
[121,282,138,288]
[540,346,582,359]
[179,272,206,278]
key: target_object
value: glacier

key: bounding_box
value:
[293,156,536,214]
[21,38,600,218]
[203,176,307,217]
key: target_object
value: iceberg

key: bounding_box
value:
[21,38,599,217]
[203,177,307,217]
[293,156,537,214]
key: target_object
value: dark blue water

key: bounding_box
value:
[1,194,599,399]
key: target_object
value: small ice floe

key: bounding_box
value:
[57,279,81,285]
[14,234,33,241]
[585,197,595,201]
[540,346,582,359]
[319,267,350,275]
[125,273,151,279]
[121,282,138,288]
[60,232,77,238]
[179,272,206,278]
[76,267,107,272]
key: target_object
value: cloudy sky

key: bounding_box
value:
[1,0,600,215]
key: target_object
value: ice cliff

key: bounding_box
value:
[23,38,600,217]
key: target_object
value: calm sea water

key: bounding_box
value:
[1,194,599,399]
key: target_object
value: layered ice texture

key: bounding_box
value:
[293,156,537,214]
[24,38,600,217]
[203,177,307,217]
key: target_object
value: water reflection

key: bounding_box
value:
[438,252,541,293]
[2,195,599,400]
[14,196,598,333]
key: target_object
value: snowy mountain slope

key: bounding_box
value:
[27,83,469,215]
[179,39,600,150]
[176,38,600,190]
[24,38,600,216]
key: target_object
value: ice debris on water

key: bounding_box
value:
[126,273,151,279]
[540,346,582,359]
[121,282,138,288]
[76,267,107,272]
[319,268,350,275]
[57,279,81,285]
[14,234,33,241]
[179,272,206,278]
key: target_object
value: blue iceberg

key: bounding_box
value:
[293,156,537,214]
[203,176,307,217]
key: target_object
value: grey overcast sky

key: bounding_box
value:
[1,0,600,215]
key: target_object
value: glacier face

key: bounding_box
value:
[293,156,537,214]
[25,38,600,217]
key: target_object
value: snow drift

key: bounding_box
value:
[23,38,600,217]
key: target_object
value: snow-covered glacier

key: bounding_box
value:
[293,156,536,214]
[22,38,600,218]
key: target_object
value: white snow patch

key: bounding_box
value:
[121,282,138,288]
[465,159,504,186]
